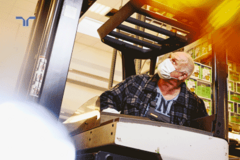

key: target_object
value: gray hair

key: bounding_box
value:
[182,55,194,79]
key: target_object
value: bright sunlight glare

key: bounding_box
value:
[0,101,75,160]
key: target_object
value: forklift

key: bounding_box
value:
[16,0,240,159]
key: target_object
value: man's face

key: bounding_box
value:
[169,53,187,79]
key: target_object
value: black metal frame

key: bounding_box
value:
[16,0,84,119]
[77,146,162,160]
[212,31,228,140]
[38,0,84,118]
[98,1,193,79]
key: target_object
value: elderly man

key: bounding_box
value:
[100,52,208,127]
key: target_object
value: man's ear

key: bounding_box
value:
[178,73,188,81]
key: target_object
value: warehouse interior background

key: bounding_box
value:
[1,0,240,158]
[1,0,240,122]
[0,0,136,120]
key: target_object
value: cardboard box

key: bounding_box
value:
[238,104,240,114]
[229,102,234,112]
[202,42,208,55]
[234,103,238,113]
[230,113,240,124]
[205,86,211,99]
[196,82,202,97]
[230,113,237,123]
[236,115,240,124]
[187,49,194,59]
[186,78,197,93]
[198,82,211,98]
[228,61,234,71]
[201,65,212,82]
[229,71,240,81]
[230,92,240,102]
[197,81,211,98]
[203,99,212,115]
[228,81,235,92]
[236,83,240,93]
[194,45,202,58]
[191,63,201,79]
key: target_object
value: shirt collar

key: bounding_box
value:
[143,74,189,106]
[143,74,159,92]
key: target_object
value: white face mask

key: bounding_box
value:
[157,58,178,79]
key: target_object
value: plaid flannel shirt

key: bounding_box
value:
[100,74,208,127]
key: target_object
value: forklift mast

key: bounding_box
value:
[15,0,96,118]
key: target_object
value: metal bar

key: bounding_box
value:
[108,48,118,89]
[149,57,157,75]
[122,53,136,79]
[97,1,136,39]
[103,36,151,58]
[130,0,200,32]
[135,13,146,75]
[69,69,120,84]
[15,0,51,97]
[212,40,217,115]
[125,56,136,78]
[67,79,107,92]
[139,60,147,73]
[117,24,165,43]
[108,4,124,88]
[212,31,228,140]
[37,0,61,58]
[109,31,162,50]
[135,59,142,75]
[122,54,126,80]
[103,36,185,59]
[39,0,83,118]
[108,28,121,89]
[29,0,63,101]
[136,8,198,35]
[125,17,187,41]
[135,13,142,42]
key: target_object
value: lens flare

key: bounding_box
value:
[0,101,75,160]
[208,0,240,30]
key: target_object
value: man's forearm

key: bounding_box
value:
[100,91,119,111]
